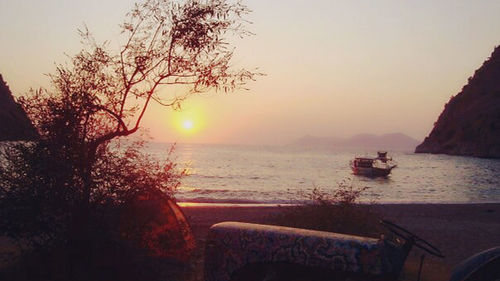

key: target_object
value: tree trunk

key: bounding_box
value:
[68,142,98,279]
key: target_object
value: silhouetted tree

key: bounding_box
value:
[0,0,257,279]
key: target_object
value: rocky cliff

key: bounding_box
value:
[0,74,38,141]
[415,46,500,158]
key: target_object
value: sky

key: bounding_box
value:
[1,0,499,145]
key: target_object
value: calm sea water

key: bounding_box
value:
[146,143,500,204]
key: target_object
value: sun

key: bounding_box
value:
[170,105,205,136]
[182,120,194,131]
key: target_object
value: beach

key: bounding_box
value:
[182,203,500,281]
[1,202,498,280]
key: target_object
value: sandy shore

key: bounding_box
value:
[182,203,500,281]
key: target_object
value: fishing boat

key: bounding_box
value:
[350,151,397,176]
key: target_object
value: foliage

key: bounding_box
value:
[0,0,258,279]
[27,0,258,149]
[273,181,385,237]
[0,140,186,278]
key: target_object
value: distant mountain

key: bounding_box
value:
[415,46,500,158]
[292,133,420,151]
[292,135,341,147]
[0,74,38,141]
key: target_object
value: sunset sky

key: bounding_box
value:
[1,0,499,145]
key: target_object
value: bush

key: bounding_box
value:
[0,140,190,281]
[273,181,385,238]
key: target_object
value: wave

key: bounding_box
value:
[176,197,262,204]
[189,174,268,180]
[188,188,231,194]
[175,195,305,205]
[190,174,231,179]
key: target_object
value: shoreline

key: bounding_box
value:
[178,201,500,207]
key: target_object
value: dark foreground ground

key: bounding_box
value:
[1,203,498,280]
[182,203,500,281]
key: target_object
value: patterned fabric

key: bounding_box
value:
[205,222,406,281]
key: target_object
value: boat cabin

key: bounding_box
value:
[353,157,374,168]
[376,151,391,163]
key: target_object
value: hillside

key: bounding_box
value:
[0,74,37,141]
[292,133,420,151]
[415,46,500,158]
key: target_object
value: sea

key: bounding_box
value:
[145,143,500,205]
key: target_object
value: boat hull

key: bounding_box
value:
[351,165,395,177]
